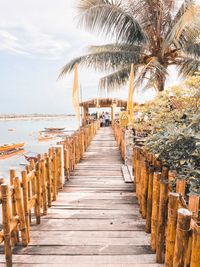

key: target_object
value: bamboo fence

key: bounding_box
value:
[0,120,100,267]
[113,121,200,267]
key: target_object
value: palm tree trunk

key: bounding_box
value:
[157,74,166,92]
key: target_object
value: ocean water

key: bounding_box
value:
[0,117,78,181]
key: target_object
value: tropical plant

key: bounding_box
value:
[137,75,200,195]
[59,0,200,92]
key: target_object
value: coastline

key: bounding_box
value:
[0,114,75,121]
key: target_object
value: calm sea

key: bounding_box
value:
[0,117,78,181]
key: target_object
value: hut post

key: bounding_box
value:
[1,184,12,267]
[165,193,179,267]
[173,208,192,267]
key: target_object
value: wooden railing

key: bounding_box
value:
[113,123,200,267]
[0,120,100,267]
[112,121,125,161]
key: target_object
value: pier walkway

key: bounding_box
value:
[0,127,162,266]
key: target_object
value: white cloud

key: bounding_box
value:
[0,25,71,59]
[0,0,100,60]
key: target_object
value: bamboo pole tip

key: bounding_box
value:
[1,183,9,194]
[178,208,192,217]
[0,178,5,185]
[169,192,179,198]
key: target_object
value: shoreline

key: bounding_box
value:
[0,114,75,121]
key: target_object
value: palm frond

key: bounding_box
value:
[99,65,132,92]
[59,50,140,79]
[134,57,168,91]
[183,42,200,58]
[165,0,198,46]
[88,43,143,53]
[177,57,200,77]
[77,0,146,44]
[163,0,175,11]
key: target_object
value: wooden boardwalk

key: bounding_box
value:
[0,127,163,267]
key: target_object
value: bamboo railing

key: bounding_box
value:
[0,120,100,267]
[112,121,125,160]
[113,122,200,267]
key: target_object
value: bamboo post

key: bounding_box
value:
[41,160,47,215]
[185,195,200,266]
[188,195,200,222]
[21,170,30,242]
[13,177,28,246]
[165,193,179,267]
[176,179,186,198]
[168,170,176,192]
[1,184,12,267]
[173,208,192,267]
[9,169,19,246]
[191,224,200,267]
[138,160,143,206]
[141,160,149,219]
[30,162,37,220]
[52,152,57,201]
[156,179,168,263]
[35,167,41,224]
[161,166,168,180]
[151,172,161,251]
[46,157,52,208]
[145,165,154,233]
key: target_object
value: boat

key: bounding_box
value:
[44,127,65,132]
[0,142,25,152]
[38,132,55,142]
[24,155,38,163]
[0,142,25,160]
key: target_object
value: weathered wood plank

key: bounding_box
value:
[0,254,160,264]
[30,218,145,231]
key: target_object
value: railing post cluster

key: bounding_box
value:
[132,146,200,267]
[112,121,200,267]
[0,120,100,266]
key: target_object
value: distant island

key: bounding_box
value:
[0,114,75,120]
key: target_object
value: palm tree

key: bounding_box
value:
[59,0,200,92]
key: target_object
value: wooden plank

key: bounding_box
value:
[121,165,133,183]
[10,245,153,255]
[30,218,145,231]
[12,264,164,267]
[0,254,160,264]
[29,230,149,239]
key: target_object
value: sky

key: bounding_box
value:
[0,0,185,114]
